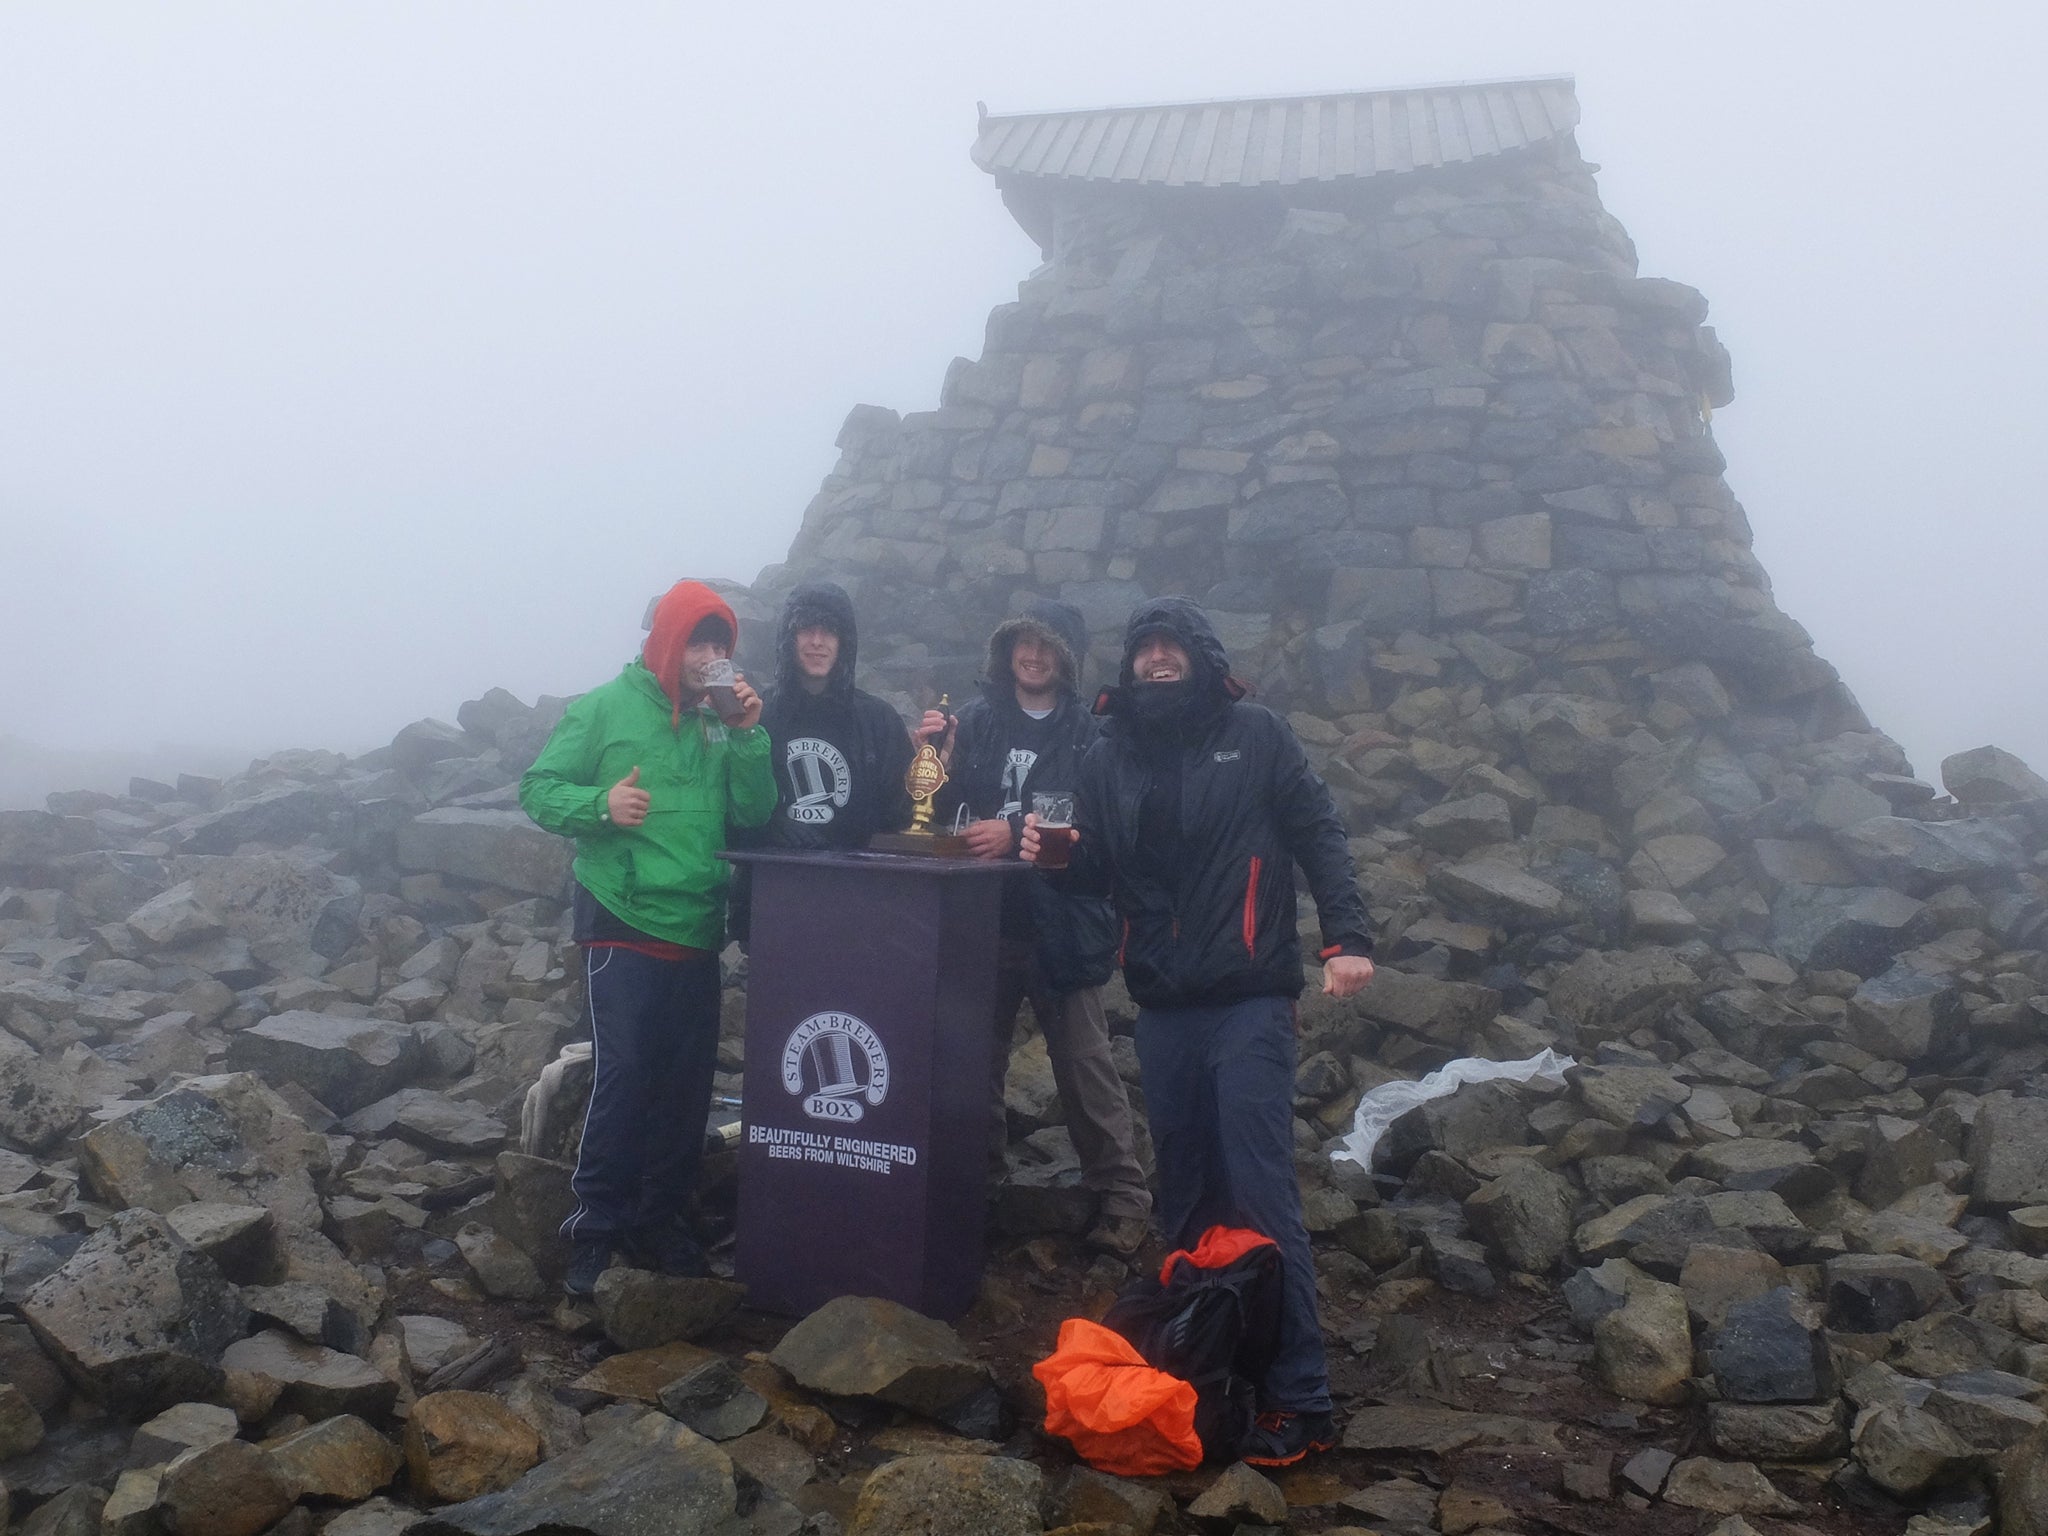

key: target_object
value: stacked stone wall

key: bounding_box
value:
[741,136,2048,1033]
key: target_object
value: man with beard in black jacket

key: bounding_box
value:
[730,582,918,941]
[1021,595,1375,1467]
[930,599,1152,1259]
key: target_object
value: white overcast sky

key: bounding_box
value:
[1,1,2042,795]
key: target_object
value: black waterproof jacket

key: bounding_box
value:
[731,582,914,941]
[934,598,1116,994]
[1066,596,1373,1009]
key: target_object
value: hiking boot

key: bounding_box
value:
[564,1237,616,1297]
[624,1217,710,1278]
[1084,1213,1151,1260]
[1240,1409,1337,1467]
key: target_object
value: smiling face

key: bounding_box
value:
[794,625,840,690]
[1009,632,1061,702]
[1131,634,1191,684]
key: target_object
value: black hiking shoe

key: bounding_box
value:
[1241,1409,1337,1467]
[564,1236,616,1298]
[624,1217,710,1278]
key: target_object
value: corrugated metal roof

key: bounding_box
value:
[973,77,1579,189]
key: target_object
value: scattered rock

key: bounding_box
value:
[592,1268,744,1350]
[1971,1097,2048,1207]
[1854,1404,1978,1497]
[655,1358,768,1442]
[225,1013,423,1116]
[265,1414,404,1502]
[221,1332,398,1421]
[847,1453,1043,1536]
[1594,1273,1692,1405]
[130,1400,239,1465]
[1707,1288,1835,1403]
[344,1090,507,1155]
[1187,1460,1286,1527]
[453,1224,545,1302]
[1661,1457,1801,1517]
[768,1296,996,1434]
[0,1381,46,1459]
[1943,745,2048,807]
[158,1439,297,1536]
[408,1412,743,1536]
[1708,1401,1849,1460]
[405,1391,543,1505]
[1464,1160,1577,1273]
[21,1210,246,1416]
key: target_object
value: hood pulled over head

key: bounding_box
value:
[1117,596,1235,693]
[642,580,741,725]
[775,581,859,695]
[1103,595,1246,735]
[985,597,1087,696]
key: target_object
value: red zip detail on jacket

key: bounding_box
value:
[1242,855,1262,958]
[1118,918,1129,968]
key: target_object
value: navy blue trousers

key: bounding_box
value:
[562,944,722,1240]
[1135,994,1331,1415]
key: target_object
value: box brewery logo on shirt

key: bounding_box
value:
[781,1010,890,1124]
[783,737,852,825]
[998,747,1038,818]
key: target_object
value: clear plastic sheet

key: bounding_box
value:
[1330,1047,1576,1169]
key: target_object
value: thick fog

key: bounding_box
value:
[2,2,2043,807]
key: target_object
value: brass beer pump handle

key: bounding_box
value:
[903,694,950,837]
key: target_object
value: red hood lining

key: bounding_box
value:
[642,581,740,727]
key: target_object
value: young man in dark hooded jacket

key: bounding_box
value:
[729,582,918,940]
[930,598,1152,1258]
[1022,595,1376,1466]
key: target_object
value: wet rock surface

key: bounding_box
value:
[3,85,2048,1536]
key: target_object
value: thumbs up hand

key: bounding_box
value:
[607,766,651,827]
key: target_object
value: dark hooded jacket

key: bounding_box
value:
[748,582,915,853]
[934,598,1116,993]
[1065,596,1373,1008]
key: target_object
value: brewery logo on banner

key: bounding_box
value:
[781,1011,889,1123]
[782,738,852,825]
[997,747,1038,818]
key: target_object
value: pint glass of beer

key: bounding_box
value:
[1032,792,1076,870]
[693,658,747,725]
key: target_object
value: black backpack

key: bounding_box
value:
[1100,1226,1283,1462]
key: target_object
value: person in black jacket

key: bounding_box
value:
[730,582,917,941]
[930,599,1152,1258]
[1021,595,1376,1467]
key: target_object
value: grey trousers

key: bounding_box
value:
[990,940,1153,1221]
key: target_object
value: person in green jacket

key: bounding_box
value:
[519,578,775,1294]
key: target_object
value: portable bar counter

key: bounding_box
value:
[721,847,1019,1320]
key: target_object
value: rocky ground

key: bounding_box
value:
[2,688,2047,1536]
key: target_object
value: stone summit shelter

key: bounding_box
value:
[738,76,2037,1011]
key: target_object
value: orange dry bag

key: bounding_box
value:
[1032,1317,1203,1476]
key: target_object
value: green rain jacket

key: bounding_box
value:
[520,589,775,948]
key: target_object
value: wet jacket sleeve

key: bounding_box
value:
[723,724,777,830]
[1053,740,1115,898]
[518,696,612,837]
[1268,718,1373,958]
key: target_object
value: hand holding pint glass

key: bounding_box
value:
[693,658,757,727]
[1028,791,1076,870]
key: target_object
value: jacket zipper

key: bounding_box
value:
[1242,855,1261,958]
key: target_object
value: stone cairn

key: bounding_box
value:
[4,79,2048,1536]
